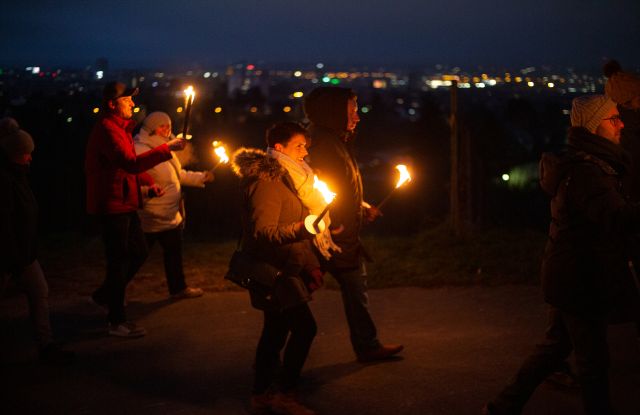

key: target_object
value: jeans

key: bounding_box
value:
[93,212,148,325]
[327,262,381,355]
[253,303,317,394]
[490,306,614,415]
[145,226,187,295]
[14,260,53,349]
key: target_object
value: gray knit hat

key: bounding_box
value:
[570,95,617,133]
[0,117,35,158]
[142,111,172,133]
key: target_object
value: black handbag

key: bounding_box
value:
[224,250,281,290]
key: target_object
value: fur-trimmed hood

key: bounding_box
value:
[231,147,286,181]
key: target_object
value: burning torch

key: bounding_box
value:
[304,176,336,234]
[179,86,195,141]
[376,164,412,210]
[210,140,229,172]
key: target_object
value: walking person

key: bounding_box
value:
[304,86,403,362]
[85,82,185,337]
[0,117,74,364]
[134,111,212,299]
[231,122,323,415]
[484,94,633,415]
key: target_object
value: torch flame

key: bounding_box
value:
[184,85,195,103]
[394,164,412,188]
[212,141,229,164]
[313,175,336,204]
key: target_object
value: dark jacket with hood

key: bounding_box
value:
[231,148,319,311]
[305,87,367,269]
[540,126,640,317]
[0,152,38,273]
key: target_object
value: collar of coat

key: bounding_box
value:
[231,147,286,181]
[103,113,136,133]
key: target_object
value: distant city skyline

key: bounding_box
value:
[2,0,639,70]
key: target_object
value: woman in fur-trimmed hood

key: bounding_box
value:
[231,122,321,415]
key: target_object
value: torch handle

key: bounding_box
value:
[376,188,396,210]
[312,204,331,231]
[182,97,193,140]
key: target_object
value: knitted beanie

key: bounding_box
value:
[570,95,616,133]
[0,117,35,158]
[605,71,640,105]
[142,111,172,133]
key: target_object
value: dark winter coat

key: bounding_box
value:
[308,125,367,269]
[231,148,319,311]
[0,154,37,273]
[85,113,171,215]
[540,126,640,317]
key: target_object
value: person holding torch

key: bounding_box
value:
[231,122,322,415]
[304,87,403,363]
[85,82,186,338]
[134,111,213,300]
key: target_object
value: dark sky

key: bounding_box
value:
[2,0,639,69]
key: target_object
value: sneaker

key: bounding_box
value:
[357,344,404,363]
[39,343,75,366]
[171,286,204,299]
[108,321,147,338]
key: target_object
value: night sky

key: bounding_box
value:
[2,0,639,69]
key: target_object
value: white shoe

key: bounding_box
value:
[108,321,146,338]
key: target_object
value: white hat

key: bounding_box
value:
[570,95,616,134]
[142,111,172,133]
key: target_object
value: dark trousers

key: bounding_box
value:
[93,212,148,325]
[253,303,317,394]
[328,263,381,354]
[144,226,187,295]
[490,306,614,415]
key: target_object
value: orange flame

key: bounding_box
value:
[212,141,229,164]
[394,164,412,188]
[184,85,195,104]
[313,175,336,204]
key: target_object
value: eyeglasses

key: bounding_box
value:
[603,115,623,126]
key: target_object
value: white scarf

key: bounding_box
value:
[267,147,341,260]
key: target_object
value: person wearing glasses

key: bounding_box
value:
[484,95,631,415]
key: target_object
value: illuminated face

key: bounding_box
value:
[110,96,135,119]
[596,106,624,144]
[154,123,172,139]
[346,97,360,132]
[276,133,308,165]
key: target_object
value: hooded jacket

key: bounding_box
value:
[540,126,640,316]
[231,148,319,310]
[134,129,207,232]
[85,113,171,215]
[305,87,367,269]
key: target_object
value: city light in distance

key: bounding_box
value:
[292,91,304,98]
[177,107,183,113]
[133,107,140,113]
[294,71,302,77]
[92,107,100,114]
[502,174,510,182]
[527,81,535,87]
[283,106,292,113]
[547,82,554,88]
[214,106,223,113]
[250,106,258,113]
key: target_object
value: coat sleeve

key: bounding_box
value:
[101,123,171,174]
[570,163,640,234]
[248,180,305,245]
[179,169,207,188]
[309,140,357,229]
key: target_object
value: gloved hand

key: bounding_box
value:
[313,229,342,260]
[305,267,325,292]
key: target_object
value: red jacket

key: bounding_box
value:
[85,113,172,215]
